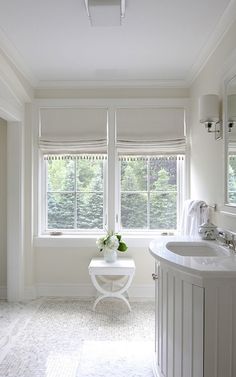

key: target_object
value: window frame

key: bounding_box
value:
[117,155,185,234]
[34,99,190,242]
[39,153,107,235]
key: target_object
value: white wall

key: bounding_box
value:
[0,117,7,296]
[35,246,155,299]
[190,19,236,231]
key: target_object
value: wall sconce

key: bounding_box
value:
[199,94,222,140]
[228,94,236,132]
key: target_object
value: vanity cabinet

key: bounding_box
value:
[153,261,236,377]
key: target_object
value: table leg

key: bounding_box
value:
[91,273,134,312]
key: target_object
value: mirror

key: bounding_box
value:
[226,74,236,205]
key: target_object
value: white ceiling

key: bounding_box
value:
[0,0,234,87]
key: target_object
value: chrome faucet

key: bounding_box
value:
[217,231,236,252]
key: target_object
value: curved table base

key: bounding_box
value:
[88,258,136,312]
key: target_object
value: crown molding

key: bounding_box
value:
[0,50,33,104]
[0,27,37,87]
[186,0,236,85]
[36,78,189,90]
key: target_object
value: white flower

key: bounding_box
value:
[96,230,127,253]
[106,235,119,249]
[96,237,105,250]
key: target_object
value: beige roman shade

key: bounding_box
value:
[116,107,186,153]
[39,107,108,153]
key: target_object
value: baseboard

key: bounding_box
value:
[36,283,96,298]
[24,286,37,300]
[129,284,155,300]
[35,283,155,300]
[0,285,7,299]
[2,283,155,301]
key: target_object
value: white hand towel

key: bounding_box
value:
[180,200,209,236]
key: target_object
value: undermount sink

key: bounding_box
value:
[166,241,230,257]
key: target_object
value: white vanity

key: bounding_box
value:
[149,237,236,377]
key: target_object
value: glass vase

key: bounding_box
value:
[103,248,117,263]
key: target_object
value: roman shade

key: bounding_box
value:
[116,107,186,153]
[39,107,108,153]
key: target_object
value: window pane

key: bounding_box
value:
[47,193,75,229]
[76,159,104,191]
[47,159,75,192]
[119,155,182,231]
[77,192,103,229]
[121,159,147,191]
[45,155,105,231]
[150,159,176,191]
[121,193,147,229]
[150,192,177,229]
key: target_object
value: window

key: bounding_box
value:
[119,155,185,231]
[43,154,106,232]
[37,105,187,236]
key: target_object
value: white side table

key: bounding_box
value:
[88,258,136,311]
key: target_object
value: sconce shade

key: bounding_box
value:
[199,94,220,123]
[228,94,236,122]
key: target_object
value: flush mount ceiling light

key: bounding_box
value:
[84,0,126,27]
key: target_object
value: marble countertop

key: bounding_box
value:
[149,236,236,278]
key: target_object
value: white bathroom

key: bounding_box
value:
[1,1,236,377]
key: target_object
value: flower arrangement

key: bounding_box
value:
[96,230,128,252]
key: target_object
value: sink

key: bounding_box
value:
[166,241,230,257]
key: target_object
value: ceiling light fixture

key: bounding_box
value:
[84,0,125,27]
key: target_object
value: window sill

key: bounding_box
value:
[34,232,177,248]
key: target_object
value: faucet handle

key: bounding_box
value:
[217,230,227,242]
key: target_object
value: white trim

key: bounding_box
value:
[34,98,190,108]
[35,282,154,300]
[33,234,173,248]
[40,153,107,233]
[128,284,155,300]
[36,283,97,298]
[221,56,236,214]
[185,0,236,85]
[7,121,24,302]
[107,106,117,231]
[118,155,185,232]
[0,285,7,299]
[0,27,36,87]
[36,79,189,89]
[0,97,23,122]
[24,286,37,301]
[219,209,236,217]
[0,47,33,103]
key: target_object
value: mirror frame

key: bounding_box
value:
[224,69,236,209]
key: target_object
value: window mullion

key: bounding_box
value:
[147,157,150,229]
[45,158,48,232]
[103,160,107,229]
[107,107,117,231]
[74,159,77,230]
[177,156,184,231]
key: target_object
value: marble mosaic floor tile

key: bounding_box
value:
[0,299,155,377]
